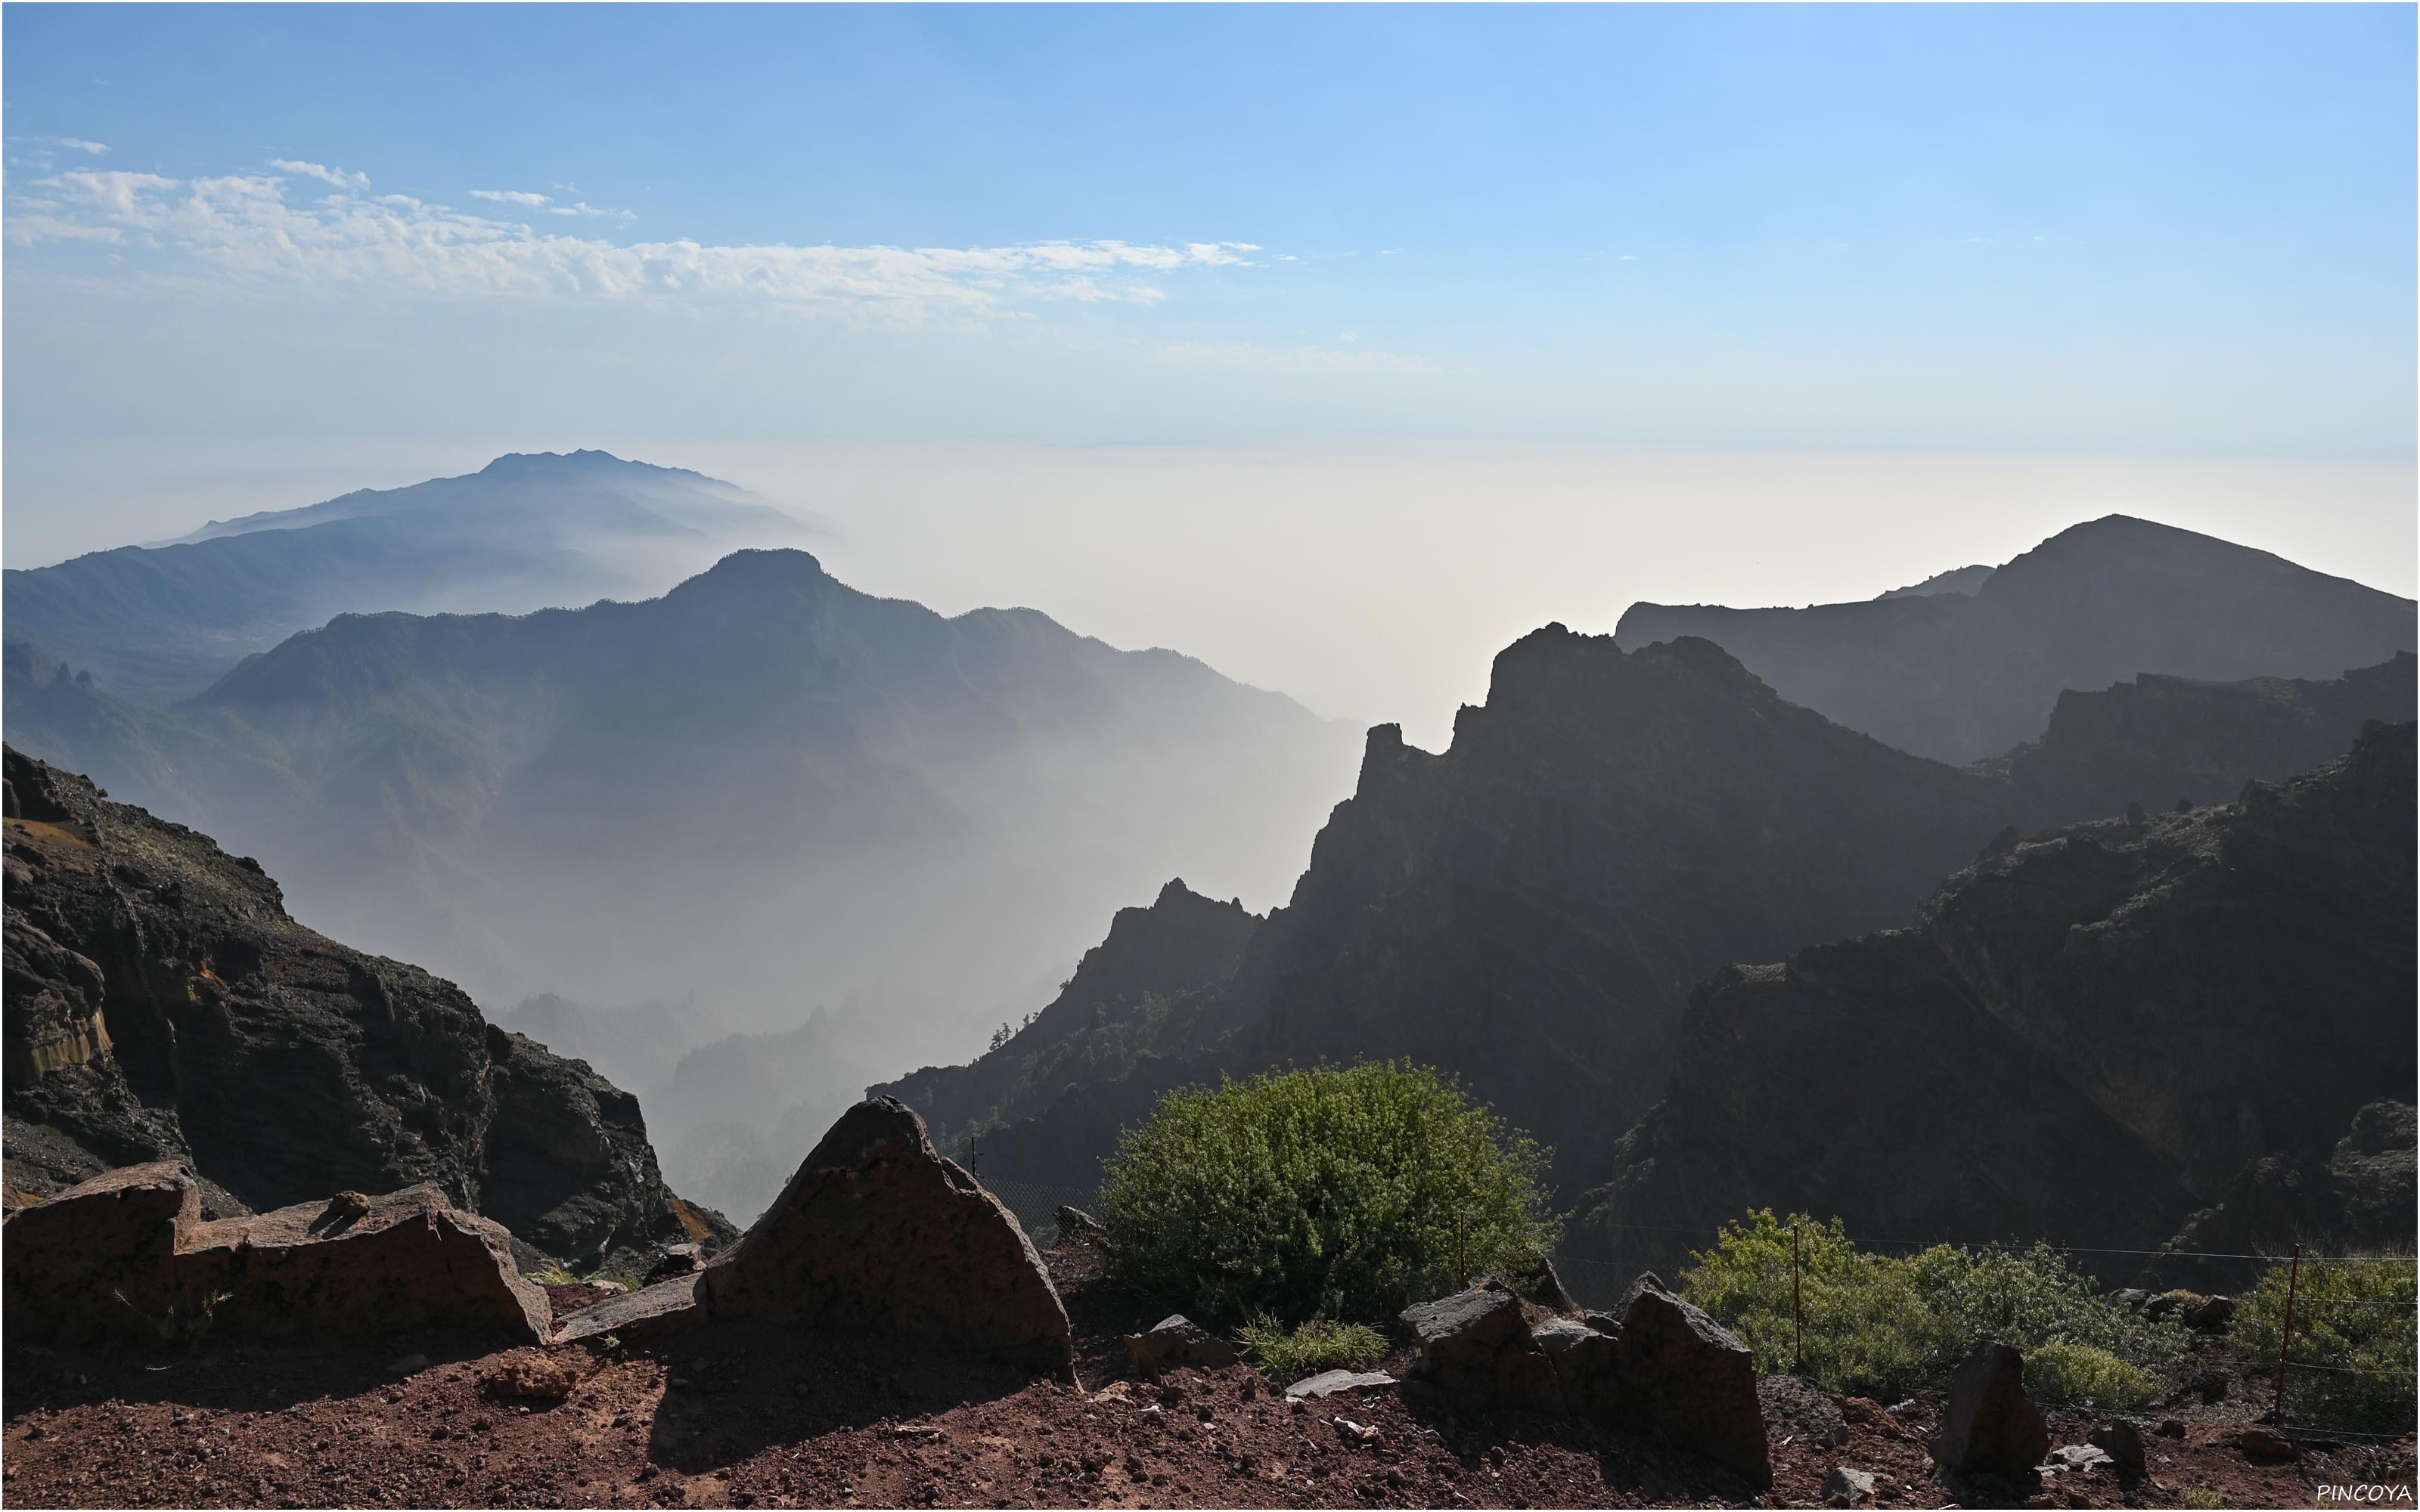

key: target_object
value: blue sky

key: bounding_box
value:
[5,5,2414,489]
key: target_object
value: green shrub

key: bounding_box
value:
[1680,1213,2191,1402]
[2178,1489,2225,1509]
[1678,1212,1952,1397]
[1096,1062,1559,1324]
[2024,1340,2159,1408]
[1908,1242,2194,1389]
[2236,1253,2417,1433]
[1239,1315,1390,1381]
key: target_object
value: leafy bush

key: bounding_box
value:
[2023,1340,2159,1408]
[2179,1489,2226,1509]
[2236,1253,2417,1433]
[1909,1242,2194,1390]
[1677,1213,1951,1397]
[1680,1212,2191,1401]
[1097,1062,1559,1324]
[1240,1315,1390,1381]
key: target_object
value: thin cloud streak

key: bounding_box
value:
[8,163,1264,319]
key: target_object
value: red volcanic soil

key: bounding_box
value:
[2,1244,2409,1509]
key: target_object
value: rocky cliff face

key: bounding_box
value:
[1,748,718,1274]
[969,629,2022,1193]
[876,879,1261,1157]
[1997,653,2415,829]
[1617,516,2416,764]
[1583,721,2417,1276]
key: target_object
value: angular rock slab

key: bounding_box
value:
[1286,1369,1397,1400]
[550,1271,705,1345]
[2,1161,548,1346]
[1400,1281,1563,1415]
[701,1097,1074,1378]
[1127,1313,1238,1377]
[1928,1340,2049,1476]
[1534,1315,1622,1421]
[1612,1280,1773,1489]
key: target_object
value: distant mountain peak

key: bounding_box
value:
[475,449,734,488]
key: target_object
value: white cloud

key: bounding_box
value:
[544,200,634,221]
[5,163,1259,321]
[270,159,370,190]
[34,136,111,156]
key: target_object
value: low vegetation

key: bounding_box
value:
[2235,1253,2416,1433]
[1680,1211,2191,1403]
[1097,1062,1559,1324]
[1239,1315,1390,1380]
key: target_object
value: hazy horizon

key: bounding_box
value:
[9,438,2412,750]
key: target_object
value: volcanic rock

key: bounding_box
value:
[1285,1370,1395,1400]
[1584,723,2416,1275]
[1761,1373,1849,1448]
[1400,1281,1563,1415]
[1126,1315,1239,1377]
[1822,1465,1878,1507]
[2088,1419,2147,1481]
[2,1160,548,1346]
[1609,1278,1771,1488]
[701,1098,1073,1378]
[1,748,719,1275]
[1928,1342,2049,1477]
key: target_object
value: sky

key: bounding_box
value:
[5,4,2415,739]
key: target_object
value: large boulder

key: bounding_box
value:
[700,1098,1073,1378]
[3,1161,549,1346]
[1399,1281,1563,1414]
[1610,1278,1772,1489]
[1928,1341,2049,1477]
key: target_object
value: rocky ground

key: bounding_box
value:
[2,1244,2409,1510]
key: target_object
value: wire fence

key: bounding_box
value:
[969,1167,2416,1443]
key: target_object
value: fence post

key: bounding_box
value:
[2272,1243,2301,1427]
[1792,1222,1804,1377]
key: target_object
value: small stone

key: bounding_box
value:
[2088,1419,2146,1480]
[388,1353,430,1375]
[1286,1370,1395,1401]
[2238,1426,2298,1460]
[2045,1444,2114,1473]
[1822,1466,1877,1508]
[2154,1418,2186,1438]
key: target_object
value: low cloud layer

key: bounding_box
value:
[8,159,1263,319]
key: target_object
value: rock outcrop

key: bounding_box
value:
[1583,723,2416,1275]
[1928,1342,2049,1477]
[2,748,716,1275]
[554,1098,1077,1371]
[1606,1280,1771,1488]
[2,1161,548,1346]
[1617,515,2416,764]
[1401,1283,1565,1415]
[1126,1314,1240,1378]
[1997,654,2415,829]
[2155,1101,2418,1289]
[972,630,2021,1194]
[876,879,1262,1158]
[703,1098,1073,1375]
[1400,1275,1770,1487]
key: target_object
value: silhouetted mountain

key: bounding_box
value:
[1876,564,1993,600]
[1616,516,2415,763]
[4,451,820,702]
[902,628,2021,1195]
[1581,721,2416,1281]
[5,550,1361,1066]
[888,633,2418,1212]
[2,748,724,1275]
